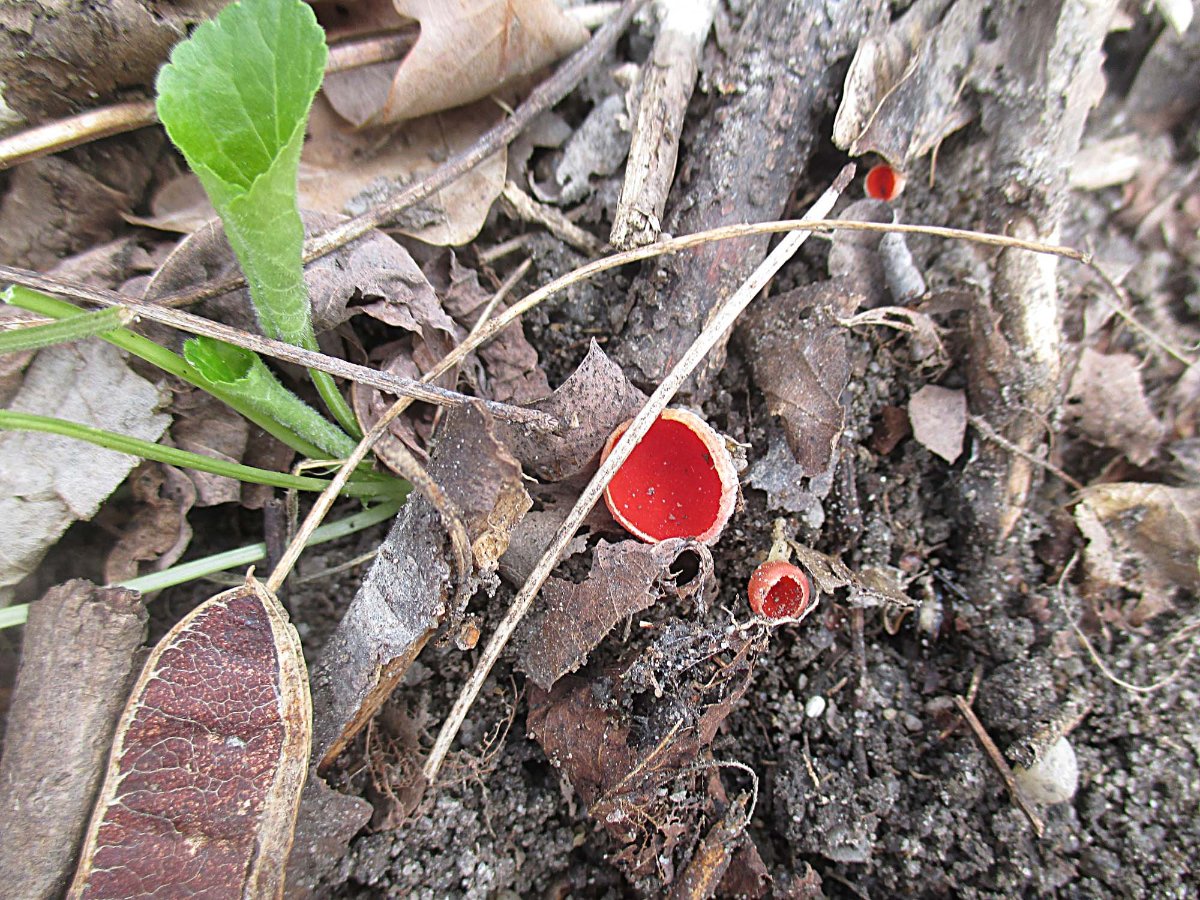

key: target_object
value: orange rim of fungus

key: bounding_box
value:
[748,560,814,621]
[600,408,738,545]
[864,163,905,202]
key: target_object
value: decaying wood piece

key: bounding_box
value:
[609,0,718,249]
[612,0,880,396]
[309,403,530,770]
[68,577,310,900]
[0,581,146,898]
[959,0,1117,556]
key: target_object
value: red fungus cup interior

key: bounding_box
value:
[748,560,813,621]
[601,409,736,544]
[865,163,904,202]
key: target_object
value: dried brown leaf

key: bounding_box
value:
[103,463,196,584]
[908,384,967,463]
[319,0,588,126]
[69,578,310,900]
[301,98,507,246]
[1067,347,1166,466]
[742,282,861,478]
[833,0,985,166]
[422,251,549,404]
[169,389,251,506]
[310,403,530,768]
[517,538,715,690]
[495,340,647,481]
[1075,483,1200,613]
[0,581,146,898]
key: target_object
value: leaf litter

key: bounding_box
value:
[6,1,1200,897]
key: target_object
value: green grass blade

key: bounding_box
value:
[0,307,130,355]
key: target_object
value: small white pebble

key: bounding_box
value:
[1014,736,1079,805]
[805,695,827,719]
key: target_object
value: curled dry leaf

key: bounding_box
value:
[741,282,862,478]
[0,581,146,899]
[0,341,169,606]
[1066,347,1166,466]
[517,537,716,690]
[528,620,767,885]
[784,537,916,611]
[1074,483,1200,623]
[68,578,310,900]
[300,97,507,246]
[833,0,989,166]
[495,340,647,481]
[423,251,549,404]
[310,403,530,769]
[908,384,967,464]
[317,0,588,126]
[169,389,251,506]
[103,463,196,584]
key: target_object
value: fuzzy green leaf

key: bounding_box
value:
[184,337,357,460]
[155,0,326,347]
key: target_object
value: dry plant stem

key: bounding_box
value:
[422,165,854,783]
[968,414,1084,492]
[0,99,157,171]
[610,0,718,249]
[264,264,533,591]
[953,694,1046,838]
[0,262,555,431]
[1054,555,1196,695]
[155,0,650,310]
[0,31,416,172]
[500,181,605,255]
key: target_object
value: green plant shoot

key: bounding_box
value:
[155,0,359,436]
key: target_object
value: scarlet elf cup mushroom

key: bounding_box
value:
[600,408,738,545]
[747,560,815,622]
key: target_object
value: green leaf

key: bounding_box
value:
[155,0,326,348]
[184,336,358,460]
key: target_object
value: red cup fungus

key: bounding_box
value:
[748,560,814,621]
[601,408,738,545]
[865,163,906,202]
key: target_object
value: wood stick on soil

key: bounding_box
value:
[0,262,556,432]
[953,694,1046,838]
[422,165,854,782]
[153,0,649,311]
[500,181,605,256]
[610,0,719,249]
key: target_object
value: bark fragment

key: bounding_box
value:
[0,581,146,899]
[612,0,880,396]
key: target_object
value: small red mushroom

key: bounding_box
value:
[864,163,906,202]
[748,560,814,621]
[601,408,738,545]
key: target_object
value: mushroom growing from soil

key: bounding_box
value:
[600,408,738,545]
[748,560,815,622]
[865,162,906,201]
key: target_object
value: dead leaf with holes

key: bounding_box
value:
[68,578,310,900]
[1074,483,1200,626]
[317,0,589,127]
[1067,347,1166,466]
[516,537,715,690]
